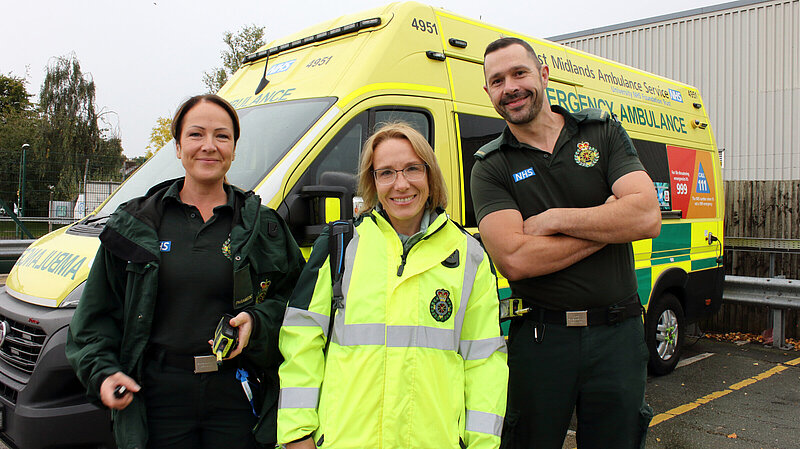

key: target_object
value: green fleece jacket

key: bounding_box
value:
[66,178,304,449]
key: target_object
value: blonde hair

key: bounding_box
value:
[357,122,448,214]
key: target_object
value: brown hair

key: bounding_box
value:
[357,122,448,214]
[171,94,240,144]
[484,37,542,70]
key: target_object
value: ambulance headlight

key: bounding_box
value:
[59,281,85,308]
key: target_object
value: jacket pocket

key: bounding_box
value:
[112,396,148,449]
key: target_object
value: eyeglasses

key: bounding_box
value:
[372,163,427,185]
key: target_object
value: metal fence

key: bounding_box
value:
[0,179,120,240]
[702,237,800,341]
[1,154,126,222]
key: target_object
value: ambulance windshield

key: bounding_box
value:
[95,97,335,217]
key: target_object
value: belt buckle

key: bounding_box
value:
[565,310,588,327]
[193,355,218,374]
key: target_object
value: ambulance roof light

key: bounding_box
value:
[242,17,382,65]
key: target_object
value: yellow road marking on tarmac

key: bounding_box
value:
[783,356,800,366]
[649,359,796,427]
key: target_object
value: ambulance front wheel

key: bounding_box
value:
[646,292,685,375]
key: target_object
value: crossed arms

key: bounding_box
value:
[478,170,661,281]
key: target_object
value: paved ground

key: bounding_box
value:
[1,272,797,449]
[561,334,800,449]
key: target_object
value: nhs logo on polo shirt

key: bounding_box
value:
[512,167,536,183]
[160,241,172,252]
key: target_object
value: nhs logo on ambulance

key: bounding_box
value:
[266,59,296,76]
[513,167,535,182]
[696,164,710,193]
[668,89,684,103]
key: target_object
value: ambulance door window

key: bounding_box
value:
[282,112,368,245]
[457,113,506,227]
[313,112,368,184]
[310,108,432,186]
[373,110,431,143]
[633,139,672,213]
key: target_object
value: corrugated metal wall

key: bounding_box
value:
[551,0,800,181]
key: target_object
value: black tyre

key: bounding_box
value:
[646,292,685,375]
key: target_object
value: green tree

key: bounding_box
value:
[0,73,40,213]
[34,54,124,215]
[145,116,172,157]
[203,24,266,93]
[0,73,33,115]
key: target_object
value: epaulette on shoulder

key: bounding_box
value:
[474,134,504,160]
[574,108,612,123]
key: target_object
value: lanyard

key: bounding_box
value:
[236,368,258,417]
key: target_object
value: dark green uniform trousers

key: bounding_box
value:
[142,359,258,449]
[502,316,653,449]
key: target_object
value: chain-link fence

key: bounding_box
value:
[1,158,128,239]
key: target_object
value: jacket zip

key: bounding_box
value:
[395,218,447,277]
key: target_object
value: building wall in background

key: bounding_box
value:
[550,0,800,181]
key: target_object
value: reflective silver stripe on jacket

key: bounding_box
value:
[335,323,386,346]
[465,409,504,437]
[282,307,330,336]
[331,225,360,345]
[459,337,507,360]
[387,325,456,351]
[278,387,320,409]
[453,236,484,348]
[331,223,486,350]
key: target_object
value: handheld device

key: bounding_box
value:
[212,314,239,364]
[500,298,531,320]
[113,385,128,399]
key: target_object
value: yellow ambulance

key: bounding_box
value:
[0,2,723,447]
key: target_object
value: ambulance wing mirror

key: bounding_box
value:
[284,171,357,245]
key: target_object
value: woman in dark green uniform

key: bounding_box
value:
[66,94,304,448]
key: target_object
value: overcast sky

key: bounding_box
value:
[3,0,724,157]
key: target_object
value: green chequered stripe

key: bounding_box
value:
[692,258,719,271]
[652,222,691,264]
[499,286,512,335]
[652,222,691,255]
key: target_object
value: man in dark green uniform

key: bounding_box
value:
[471,37,662,449]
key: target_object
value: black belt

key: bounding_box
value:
[146,345,236,373]
[523,296,643,327]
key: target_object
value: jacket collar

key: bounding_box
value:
[100,177,259,263]
[368,207,448,241]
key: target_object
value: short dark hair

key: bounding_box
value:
[171,94,241,144]
[484,37,542,69]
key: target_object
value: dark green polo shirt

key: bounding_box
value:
[150,181,235,355]
[470,106,644,310]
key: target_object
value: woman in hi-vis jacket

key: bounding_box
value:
[277,123,508,449]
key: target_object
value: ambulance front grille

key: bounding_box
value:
[0,314,46,375]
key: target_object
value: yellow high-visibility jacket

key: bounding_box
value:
[278,210,507,449]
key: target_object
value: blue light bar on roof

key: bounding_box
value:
[242,17,382,65]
